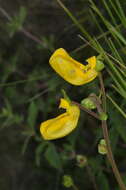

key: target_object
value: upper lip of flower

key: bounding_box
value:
[49,48,98,85]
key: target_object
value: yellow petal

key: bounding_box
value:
[86,56,96,69]
[40,103,80,140]
[59,98,70,110]
[50,48,71,60]
[49,48,98,85]
[50,48,85,70]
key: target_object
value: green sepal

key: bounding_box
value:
[81,98,96,109]
[95,60,105,72]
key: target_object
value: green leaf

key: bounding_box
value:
[45,144,62,170]
[27,101,38,130]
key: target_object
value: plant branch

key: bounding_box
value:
[98,70,126,189]
[91,94,126,190]
[72,101,99,120]
[102,120,126,190]
[0,6,42,45]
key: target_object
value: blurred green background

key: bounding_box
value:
[0,0,126,190]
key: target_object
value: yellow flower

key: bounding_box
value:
[40,98,80,140]
[49,48,98,85]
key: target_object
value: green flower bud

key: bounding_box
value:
[99,112,108,121]
[98,139,107,155]
[76,155,88,168]
[62,175,74,188]
[81,98,96,110]
[95,60,105,72]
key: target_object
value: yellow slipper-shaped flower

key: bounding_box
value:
[40,98,80,140]
[49,48,98,85]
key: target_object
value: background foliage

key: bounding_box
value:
[0,0,126,189]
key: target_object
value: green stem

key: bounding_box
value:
[0,76,43,87]
[102,121,126,190]
[56,0,91,40]
[72,101,99,120]
[98,75,126,190]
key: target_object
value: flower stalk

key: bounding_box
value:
[89,92,126,189]
[102,120,126,190]
[72,101,99,120]
[98,75,126,190]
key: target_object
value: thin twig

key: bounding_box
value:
[0,76,43,87]
[102,121,126,190]
[72,101,99,120]
[95,79,126,190]
[0,6,42,45]
[78,34,126,69]
[71,24,122,54]
[21,29,42,45]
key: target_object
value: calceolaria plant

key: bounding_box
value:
[39,48,126,190]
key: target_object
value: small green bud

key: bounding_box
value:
[98,139,107,155]
[81,98,96,110]
[76,155,88,168]
[62,175,74,188]
[95,60,105,72]
[99,112,108,120]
